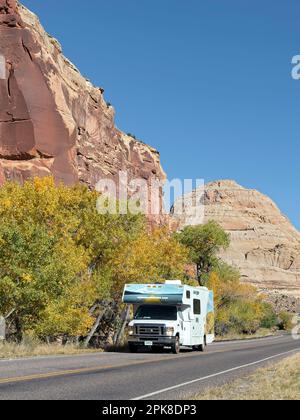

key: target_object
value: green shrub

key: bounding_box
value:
[260,303,278,329]
[277,311,293,331]
[215,301,279,337]
[229,301,262,335]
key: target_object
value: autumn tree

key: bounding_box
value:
[175,221,230,285]
[207,263,278,336]
[0,177,144,342]
[0,177,192,345]
[111,227,189,293]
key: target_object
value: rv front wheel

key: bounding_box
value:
[172,336,180,354]
[129,344,138,353]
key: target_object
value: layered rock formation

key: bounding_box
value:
[171,180,300,299]
[0,1,165,197]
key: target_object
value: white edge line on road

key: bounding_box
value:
[132,348,300,400]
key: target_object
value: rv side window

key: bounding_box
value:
[186,291,190,299]
[193,299,201,315]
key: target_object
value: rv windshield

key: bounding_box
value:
[134,305,177,321]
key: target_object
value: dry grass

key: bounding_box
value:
[215,328,278,342]
[0,341,101,359]
[194,353,300,400]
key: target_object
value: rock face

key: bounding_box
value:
[0,1,165,199]
[171,180,300,299]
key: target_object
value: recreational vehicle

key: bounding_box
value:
[122,280,214,354]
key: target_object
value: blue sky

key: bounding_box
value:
[22,0,300,229]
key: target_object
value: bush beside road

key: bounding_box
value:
[214,328,279,342]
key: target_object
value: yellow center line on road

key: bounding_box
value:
[0,338,290,386]
[0,348,227,385]
[0,357,197,385]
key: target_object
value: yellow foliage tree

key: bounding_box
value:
[111,227,189,298]
[207,263,277,336]
[0,177,144,341]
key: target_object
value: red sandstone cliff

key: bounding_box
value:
[0,1,166,193]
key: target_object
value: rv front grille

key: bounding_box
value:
[136,325,164,336]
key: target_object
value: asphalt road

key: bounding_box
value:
[0,334,299,400]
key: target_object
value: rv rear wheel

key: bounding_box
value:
[172,336,180,354]
[198,336,207,352]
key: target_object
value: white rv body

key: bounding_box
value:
[122,281,214,353]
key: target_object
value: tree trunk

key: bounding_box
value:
[83,309,106,348]
[114,306,130,347]
[197,265,203,286]
[15,317,23,343]
[4,308,16,320]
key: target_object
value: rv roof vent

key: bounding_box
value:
[165,280,182,285]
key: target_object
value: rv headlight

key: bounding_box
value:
[166,327,175,337]
[128,326,135,336]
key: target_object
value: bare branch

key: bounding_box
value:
[4,308,16,320]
